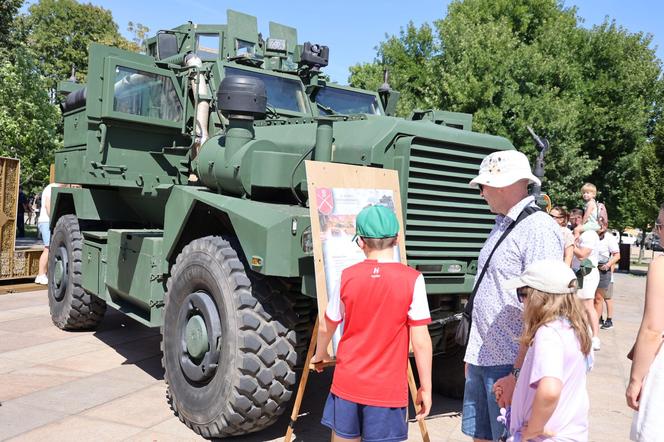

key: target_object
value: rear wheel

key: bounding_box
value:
[47,215,106,330]
[162,236,306,438]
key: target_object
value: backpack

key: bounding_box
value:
[597,201,609,227]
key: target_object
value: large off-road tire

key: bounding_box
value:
[48,214,107,330]
[248,275,316,366]
[162,236,306,438]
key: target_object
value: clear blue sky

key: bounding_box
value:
[23,0,664,84]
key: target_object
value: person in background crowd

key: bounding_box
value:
[550,206,574,266]
[16,185,29,238]
[34,183,64,285]
[33,194,41,227]
[595,221,620,330]
[462,150,563,442]
[626,205,664,441]
[500,259,592,442]
[573,183,601,240]
[25,195,35,225]
[569,208,601,350]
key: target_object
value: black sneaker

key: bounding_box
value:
[601,318,614,329]
[599,317,604,327]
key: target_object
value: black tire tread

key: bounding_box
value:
[162,236,311,438]
[48,215,107,330]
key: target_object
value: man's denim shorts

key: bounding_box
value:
[321,393,408,442]
[38,222,50,247]
[462,363,512,440]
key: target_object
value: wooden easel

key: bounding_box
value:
[284,317,431,442]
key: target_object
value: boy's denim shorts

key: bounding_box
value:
[321,393,408,442]
[462,363,512,440]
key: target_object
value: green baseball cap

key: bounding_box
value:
[353,205,399,241]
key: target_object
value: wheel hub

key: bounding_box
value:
[52,246,69,301]
[178,291,222,383]
[185,315,209,360]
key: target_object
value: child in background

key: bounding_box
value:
[573,183,601,239]
[311,205,433,442]
[499,259,592,441]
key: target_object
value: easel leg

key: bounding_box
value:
[284,317,319,442]
[408,362,431,442]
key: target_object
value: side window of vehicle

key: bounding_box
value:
[196,34,219,60]
[113,66,182,122]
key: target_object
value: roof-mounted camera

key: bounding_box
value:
[299,42,329,72]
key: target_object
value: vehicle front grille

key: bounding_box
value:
[405,140,497,269]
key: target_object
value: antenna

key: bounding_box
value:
[527,126,549,199]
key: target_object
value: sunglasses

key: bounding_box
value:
[478,184,484,193]
[550,214,564,220]
[516,287,529,303]
[656,222,663,232]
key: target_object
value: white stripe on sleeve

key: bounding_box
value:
[325,278,344,323]
[408,274,430,321]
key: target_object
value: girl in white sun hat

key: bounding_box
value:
[496,259,593,442]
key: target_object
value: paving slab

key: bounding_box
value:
[0,336,103,363]
[82,383,174,428]
[0,363,89,401]
[0,272,647,441]
[0,401,67,440]
[12,372,148,415]
[0,314,55,333]
[8,415,143,442]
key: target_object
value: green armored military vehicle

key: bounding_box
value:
[49,10,513,438]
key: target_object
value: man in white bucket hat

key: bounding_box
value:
[460,150,564,442]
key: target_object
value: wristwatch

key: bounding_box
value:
[511,367,521,380]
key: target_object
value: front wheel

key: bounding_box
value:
[162,236,300,438]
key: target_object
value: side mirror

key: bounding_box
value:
[157,32,178,60]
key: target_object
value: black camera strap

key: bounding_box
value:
[463,205,542,320]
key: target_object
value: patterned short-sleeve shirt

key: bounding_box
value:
[464,196,564,366]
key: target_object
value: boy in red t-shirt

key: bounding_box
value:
[311,205,433,442]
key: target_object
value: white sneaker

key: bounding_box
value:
[34,274,48,285]
[592,336,601,351]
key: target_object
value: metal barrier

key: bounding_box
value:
[0,157,43,281]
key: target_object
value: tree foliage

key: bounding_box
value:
[349,0,664,227]
[21,0,135,93]
[0,46,60,191]
[0,0,140,192]
[0,0,23,49]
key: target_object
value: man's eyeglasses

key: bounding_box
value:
[656,222,663,232]
[516,287,529,303]
[477,184,484,193]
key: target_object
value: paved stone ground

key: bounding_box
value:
[0,270,646,441]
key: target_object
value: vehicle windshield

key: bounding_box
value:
[224,67,308,114]
[315,86,382,115]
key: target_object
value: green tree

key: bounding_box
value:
[0,0,23,49]
[349,0,663,222]
[435,0,595,206]
[21,0,134,93]
[577,20,663,221]
[349,22,440,116]
[127,21,150,52]
[0,47,60,190]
